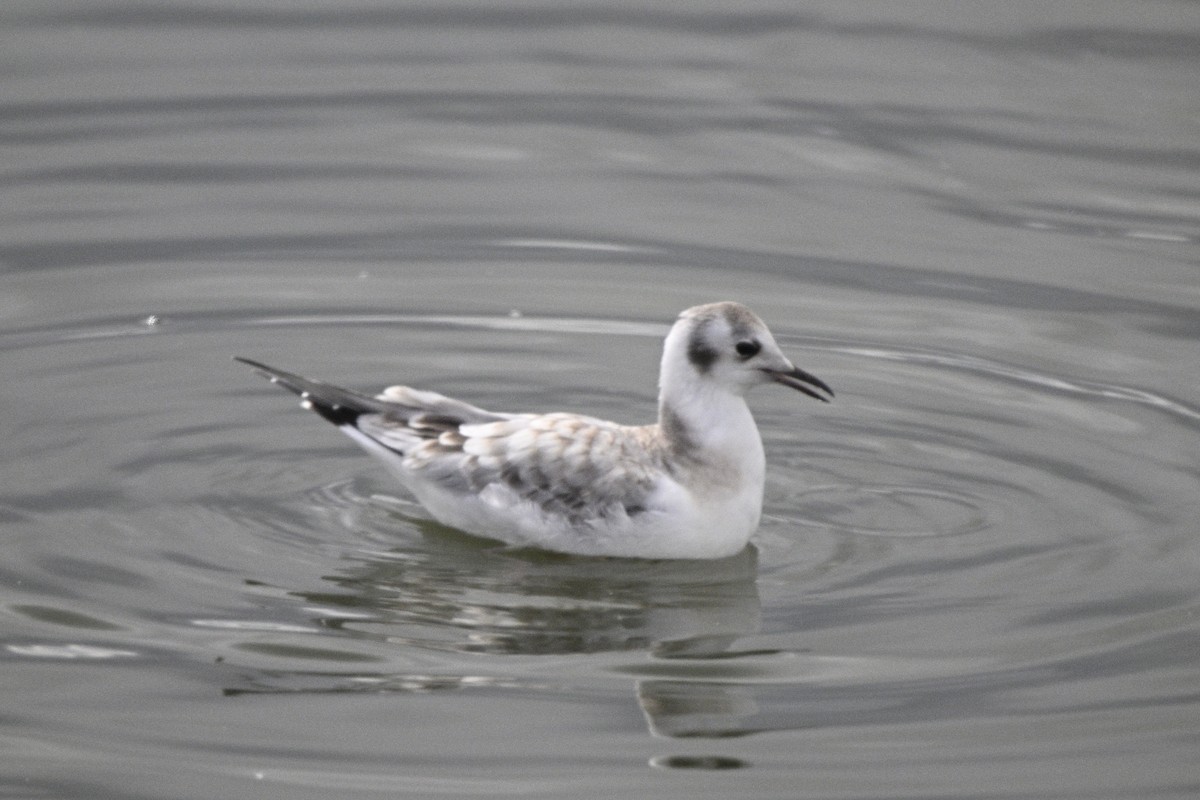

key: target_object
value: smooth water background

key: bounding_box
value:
[3,2,1199,798]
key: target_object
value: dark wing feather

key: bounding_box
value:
[235,357,505,456]
[234,357,390,427]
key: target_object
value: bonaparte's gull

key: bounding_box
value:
[236,302,832,559]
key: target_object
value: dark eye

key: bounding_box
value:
[735,339,761,359]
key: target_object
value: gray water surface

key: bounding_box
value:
[3,2,1199,798]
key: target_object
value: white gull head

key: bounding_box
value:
[659,301,832,404]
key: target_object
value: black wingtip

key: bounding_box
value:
[233,355,276,383]
[233,355,313,396]
[234,356,382,428]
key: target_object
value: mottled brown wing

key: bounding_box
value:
[399,413,662,523]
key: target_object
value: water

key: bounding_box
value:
[3,2,1199,797]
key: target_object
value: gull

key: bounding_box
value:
[235,302,832,559]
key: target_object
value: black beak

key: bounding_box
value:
[764,366,834,403]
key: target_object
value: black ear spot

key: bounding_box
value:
[735,339,761,359]
[687,325,719,373]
